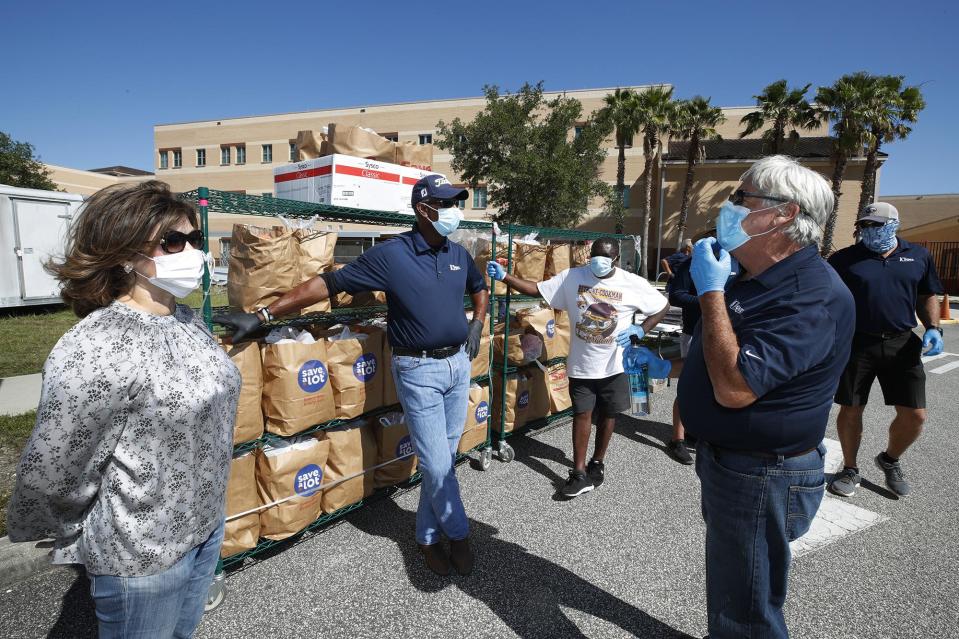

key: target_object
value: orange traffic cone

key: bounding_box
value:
[941,294,952,321]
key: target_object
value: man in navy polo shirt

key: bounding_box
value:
[631,156,854,638]
[827,202,945,498]
[214,174,489,577]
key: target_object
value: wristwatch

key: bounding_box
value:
[255,306,275,323]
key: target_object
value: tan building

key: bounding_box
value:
[153,87,871,271]
[44,164,153,196]
[885,194,959,243]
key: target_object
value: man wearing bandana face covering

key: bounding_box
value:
[626,156,855,638]
[214,174,489,577]
[827,202,945,499]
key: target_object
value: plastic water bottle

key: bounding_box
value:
[622,336,650,417]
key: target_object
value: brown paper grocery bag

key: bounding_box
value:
[571,241,593,267]
[552,309,571,359]
[319,419,377,513]
[515,306,561,363]
[381,339,398,407]
[261,339,336,435]
[493,322,526,366]
[470,334,492,379]
[394,140,433,170]
[524,367,550,422]
[221,339,265,444]
[373,411,418,488]
[294,229,336,315]
[474,237,509,296]
[458,384,490,453]
[228,224,299,312]
[491,373,530,433]
[294,130,329,160]
[221,452,260,558]
[329,264,386,309]
[546,364,572,413]
[545,242,572,278]
[328,123,395,162]
[511,241,548,283]
[256,437,331,541]
[322,327,385,419]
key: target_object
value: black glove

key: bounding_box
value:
[213,311,263,342]
[465,319,484,361]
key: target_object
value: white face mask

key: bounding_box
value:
[135,249,210,298]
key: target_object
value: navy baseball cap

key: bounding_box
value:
[411,174,468,207]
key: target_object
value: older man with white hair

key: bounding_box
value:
[632,156,855,638]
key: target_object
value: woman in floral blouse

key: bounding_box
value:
[8,181,241,638]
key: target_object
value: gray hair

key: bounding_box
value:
[681,239,693,250]
[740,155,834,247]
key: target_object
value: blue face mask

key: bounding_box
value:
[425,204,462,237]
[589,256,614,277]
[716,200,784,253]
[859,220,899,253]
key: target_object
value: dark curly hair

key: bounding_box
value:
[46,180,199,317]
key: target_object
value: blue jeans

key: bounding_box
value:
[89,520,224,638]
[392,349,471,545]
[696,441,826,639]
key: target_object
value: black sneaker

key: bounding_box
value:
[875,453,911,497]
[668,440,694,465]
[586,459,605,487]
[560,470,594,498]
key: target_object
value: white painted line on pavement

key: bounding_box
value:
[789,438,888,559]
[921,352,952,364]
[929,360,959,375]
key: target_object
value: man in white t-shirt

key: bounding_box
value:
[488,238,669,497]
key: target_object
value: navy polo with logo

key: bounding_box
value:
[828,238,944,335]
[329,228,487,350]
[678,245,855,455]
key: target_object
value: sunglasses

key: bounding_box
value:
[855,220,887,229]
[729,189,794,207]
[159,229,204,254]
[427,199,460,209]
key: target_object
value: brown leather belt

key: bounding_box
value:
[712,444,819,460]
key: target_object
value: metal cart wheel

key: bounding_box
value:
[496,441,515,463]
[204,571,226,613]
[479,447,492,470]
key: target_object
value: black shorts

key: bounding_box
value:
[835,331,926,408]
[569,373,630,417]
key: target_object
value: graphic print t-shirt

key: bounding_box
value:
[537,266,667,379]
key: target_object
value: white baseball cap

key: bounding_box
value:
[858,202,899,224]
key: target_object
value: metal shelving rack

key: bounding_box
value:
[186,188,497,607]
[490,224,629,463]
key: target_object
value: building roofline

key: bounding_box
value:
[154,84,673,128]
[881,193,959,199]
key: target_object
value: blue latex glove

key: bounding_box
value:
[691,237,732,295]
[922,328,944,356]
[486,261,507,281]
[615,325,645,348]
[625,346,672,379]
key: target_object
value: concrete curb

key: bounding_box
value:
[0,373,42,417]
[0,536,63,589]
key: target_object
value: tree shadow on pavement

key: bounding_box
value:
[348,497,694,639]
[507,429,575,489]
[47,567,96,639]
[614,414,673,454]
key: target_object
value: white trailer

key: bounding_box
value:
[0,185,83,308]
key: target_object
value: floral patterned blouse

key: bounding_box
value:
[8,301,241,577]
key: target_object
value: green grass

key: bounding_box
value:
[0,286,229,379]
[0,410,37,537]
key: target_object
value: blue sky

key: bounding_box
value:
[3,0,956,195]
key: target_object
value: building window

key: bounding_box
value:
[473,187,487,209]
[621,186,630,208]
[381,132,398,142]
[574,126,584,139]
[159,150,169,170]
[221,147,230,165]
[262,144,272,163]
[196,149,206,167]
[457,197,466,210]
[236,145,246,165]
[419,133,433,144]
[172,149,182,168]
[289,142,297,161]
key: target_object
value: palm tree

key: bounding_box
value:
[739,80,821,154]
[600,88,642,233]
[633,86,677,277]
[857,76,925,213]
[672,97,726,249]
[816,72,873,255]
